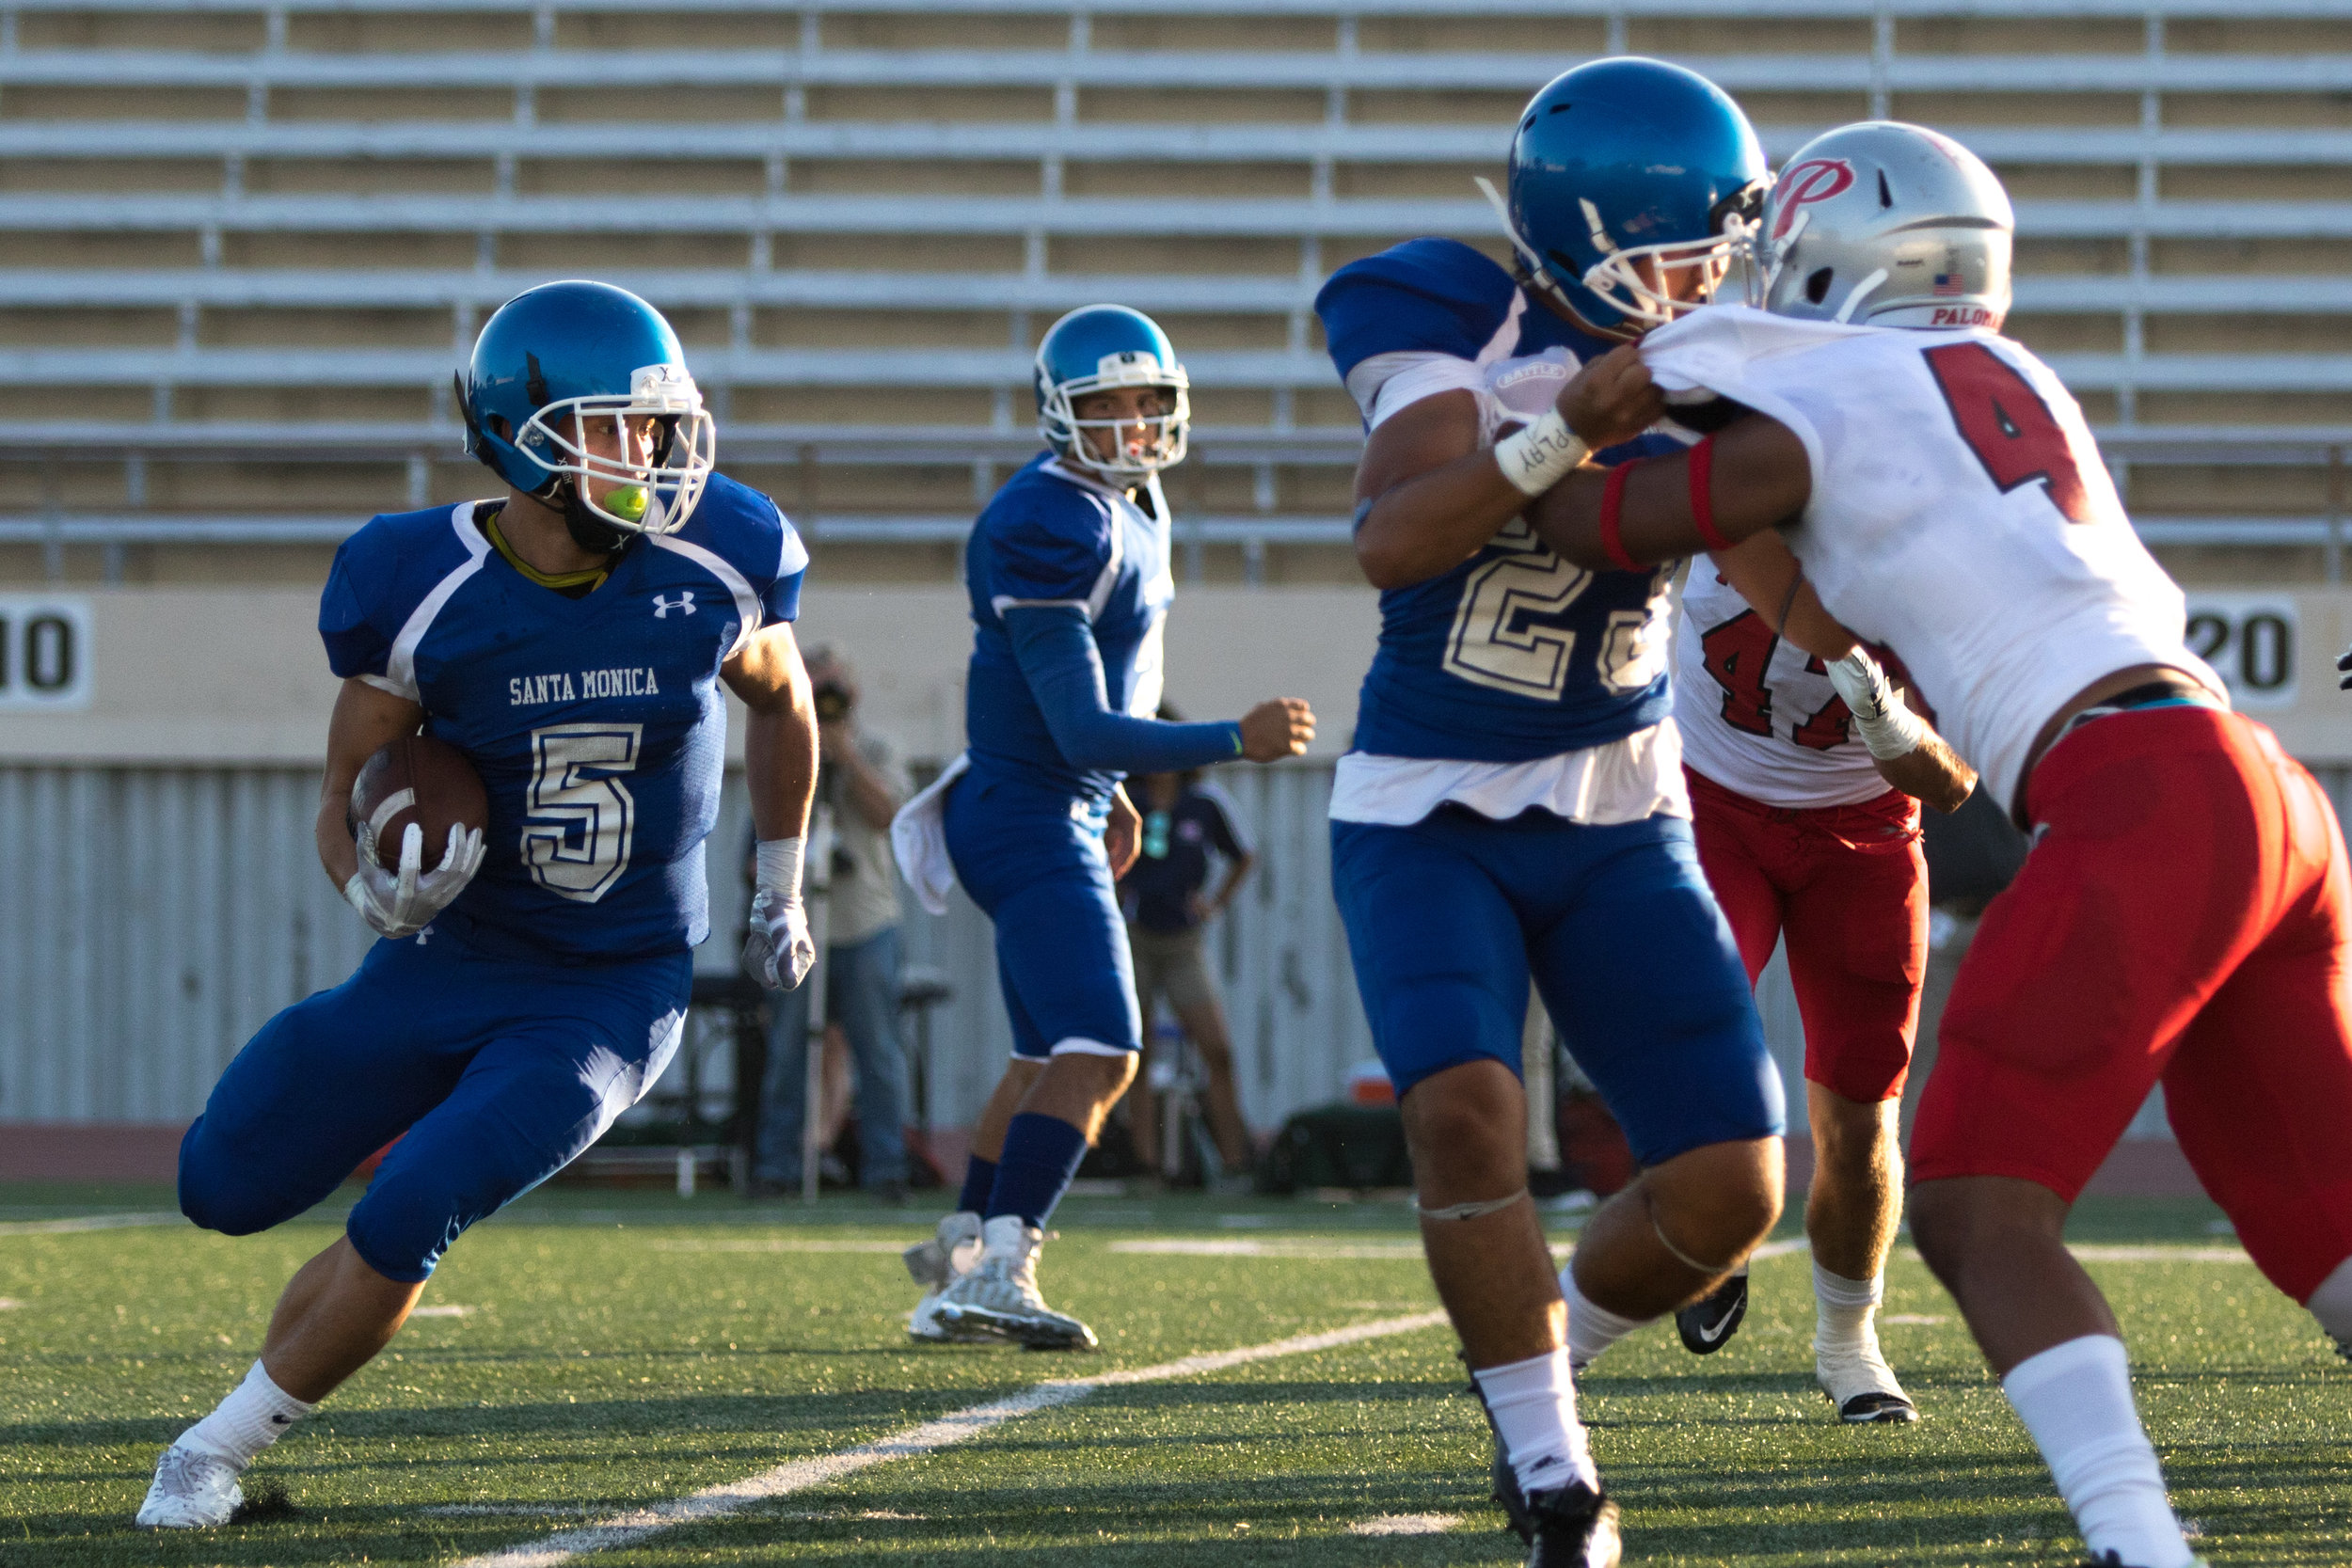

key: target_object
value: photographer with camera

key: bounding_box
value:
[748,649,914,1202]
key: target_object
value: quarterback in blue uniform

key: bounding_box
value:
[892,306,1313,1350]
[1316,60,1788,1565]
[138,282,822,1528]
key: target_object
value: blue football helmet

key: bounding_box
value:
[457,279,716,542]
[1482,58,1770,338]
[1033,305,1189,479]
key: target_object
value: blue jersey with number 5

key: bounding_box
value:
[318,473,807,963]
[1315,239,1677,763]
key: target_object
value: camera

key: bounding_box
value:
[813,680,852,722]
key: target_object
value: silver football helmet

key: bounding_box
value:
[1749,121,2013,331]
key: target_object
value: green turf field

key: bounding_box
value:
[0,1182,2344,1566]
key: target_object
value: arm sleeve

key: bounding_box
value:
[1004,606,1245,773]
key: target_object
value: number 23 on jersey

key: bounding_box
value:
[1442,519,1671,701]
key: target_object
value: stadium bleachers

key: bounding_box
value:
[1,0,2349,584]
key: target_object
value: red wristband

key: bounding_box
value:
[1598,461,1640,572]
[1688,435,1730,551]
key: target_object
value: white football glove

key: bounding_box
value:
[1827,647,1928,762]
[344,820,485,940]
[742,836,816,990]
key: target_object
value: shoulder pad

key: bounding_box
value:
[677,471,808,584]
[1314,239,1520,380]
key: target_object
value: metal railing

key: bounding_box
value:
[6,424,2347,577]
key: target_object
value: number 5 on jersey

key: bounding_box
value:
[525,722,643,902]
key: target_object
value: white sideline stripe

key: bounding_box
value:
[450,1310,1447,1568]
[0,1211,183,1236]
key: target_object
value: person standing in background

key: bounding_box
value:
[1118,756,1258,1184]
[751,650,914,1203]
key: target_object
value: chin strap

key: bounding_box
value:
[552,480,630,555]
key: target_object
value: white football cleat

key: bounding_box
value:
[1816,1333,1919,1424]
[933,1217,1098,1352]
[904,1211,989,1344]
[135,1442,243,1528]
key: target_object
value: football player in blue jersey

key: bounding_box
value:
[892,306,1313,1350]
[137,281,821,1528]
[1312,60,1788,1565]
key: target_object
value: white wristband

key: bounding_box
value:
[755,836,805,899]
[1853,705,1928,762]
[1827,649,1927,761]
[1492,407,1591,498]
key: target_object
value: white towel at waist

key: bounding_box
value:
[889,752,971,916]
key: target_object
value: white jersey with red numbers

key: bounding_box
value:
[1672,565,1888,810]
[1642,305,2221,816]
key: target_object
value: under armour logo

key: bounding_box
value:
[653,592,696,619]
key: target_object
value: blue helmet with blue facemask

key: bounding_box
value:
[1478,58,1770,340]
[457,279,717,549]
[1034,305,1190,479]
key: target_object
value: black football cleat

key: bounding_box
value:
[1675,1267,1748,1354]
[1834,1389,1919,1424]
[1523,1481,1621,1568]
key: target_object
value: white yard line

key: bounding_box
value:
[1108,1238,1425,1259]
[646,1239,912,1254]
[1108,1236,1820,1263]
[1352,1513,1462,1536]
[0,1212,183,1236]
[450,1310,1447,1568]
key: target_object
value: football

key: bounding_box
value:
[349,733,488,872]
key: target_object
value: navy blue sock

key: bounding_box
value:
[984,1113,1090,1229]
[956,1155,998,1216]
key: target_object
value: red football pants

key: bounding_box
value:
[1688,766,1929,1104]
[1911,705,2352,1304]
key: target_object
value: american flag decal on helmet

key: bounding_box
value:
[1932,273,1966,296]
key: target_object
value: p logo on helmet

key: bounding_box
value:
[1772,159,1856,241]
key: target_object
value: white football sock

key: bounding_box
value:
[2306,1253,2352,1354]
[1473,1349,1600,1496]
[179,1360,316,1468]
[1812,1260,1884,1357]
[980,1212,1036,1259]
[1560,1261,1651,1370]
[2003,1336,2195,1568]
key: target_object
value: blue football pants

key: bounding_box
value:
[1332,804,1784,1167]
[179,932,692,1282]
[945,768,1141,1060]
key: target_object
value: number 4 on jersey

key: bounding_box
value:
[1699,610,1851,752]
[1923,341,2097,524]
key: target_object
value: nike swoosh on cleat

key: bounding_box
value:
[1693,1314,1735,1343]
